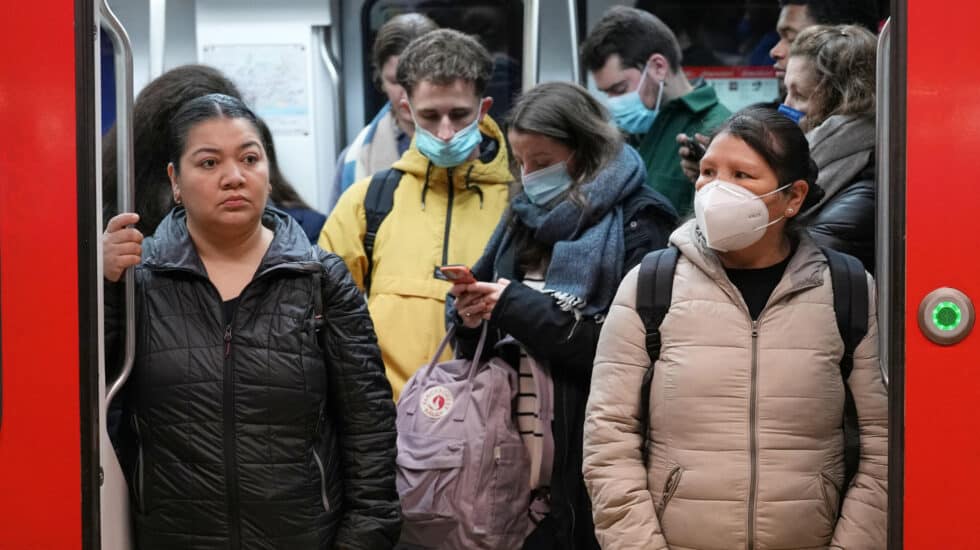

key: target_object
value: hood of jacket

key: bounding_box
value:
[806,114,875,211]
[142,205,317,277]
[392,114,513,193]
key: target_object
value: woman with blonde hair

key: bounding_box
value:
[781,24,878,272]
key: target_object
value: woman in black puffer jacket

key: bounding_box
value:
[104,93,400,549]
[782,24,878,273]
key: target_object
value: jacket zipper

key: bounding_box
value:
[442,169,455,266]
[312,450,331,513]
[223,323,241,550]
[132,415,145,513]
[747,320,759,550]
[312,407,331,513]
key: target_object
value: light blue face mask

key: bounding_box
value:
[522,160,574,206]
[606,65,664,135]
[777,103,806,125]
[411,108,483,168]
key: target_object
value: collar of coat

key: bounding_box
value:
[141,205,320,278]
[670,218,827,302]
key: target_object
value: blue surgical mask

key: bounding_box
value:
[411,108,483,168]
[522,160,574,206]
[606,65,664,135]
[778,103,806,125]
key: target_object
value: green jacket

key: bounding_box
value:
[636,83,730,215]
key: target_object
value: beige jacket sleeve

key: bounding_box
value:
[831,274,888,549]
[583,267,669,550]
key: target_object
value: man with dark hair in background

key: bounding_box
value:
[580,6,730,215]
[770,0,879,84]
[678,0,882,182]
[328,13,438,208]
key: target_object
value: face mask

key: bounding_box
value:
[606,64,664,135]
[522,160,574,206]
[777,103,805,125]
[693,180,791,252]
[411,108,483,168]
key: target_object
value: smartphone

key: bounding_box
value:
[439,264,476,284]
[682,136,706,162]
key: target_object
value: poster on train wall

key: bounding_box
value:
[202,44,310,136]
[685,67,779,112]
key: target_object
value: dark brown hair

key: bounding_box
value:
[395,29,494,98]
[102,64,241,234]
[580,6,682,73]
[710,105,824,212]
[371,13,437,89]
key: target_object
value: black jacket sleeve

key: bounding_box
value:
[454,204,674,379]
[318,253,401,549]
[805,179,876,274]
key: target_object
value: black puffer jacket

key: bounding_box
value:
[804,162,876,273]
[800,114,877,274]
[112,207,400,549]
[454,188,677,550]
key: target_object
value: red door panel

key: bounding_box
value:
[0,1,84,547]
[905,0,980,546]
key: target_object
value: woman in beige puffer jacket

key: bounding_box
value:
[582,106,887,550]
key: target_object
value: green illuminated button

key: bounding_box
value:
[932,301,963,331]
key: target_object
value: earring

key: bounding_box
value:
[174,196,182,205]
[786,208,794,214]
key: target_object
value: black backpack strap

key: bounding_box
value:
[362,168,402,295]
[635,246,679,467]
[822,246,869,497]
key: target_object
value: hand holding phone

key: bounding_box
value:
[439,264,476,285]
[681,135,707,162]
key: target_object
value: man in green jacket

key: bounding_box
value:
[581,6,730,215]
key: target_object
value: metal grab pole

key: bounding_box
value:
[100,0,136,406]
[875,18,892,386]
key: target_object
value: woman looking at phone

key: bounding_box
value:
[449,81,677,549]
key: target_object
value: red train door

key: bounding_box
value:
[0,0,100,548]
[895,0,980,547]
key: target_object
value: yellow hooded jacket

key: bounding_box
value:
[319,115,512,399]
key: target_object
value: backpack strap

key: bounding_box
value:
[821,246,869,495]
[635,247,679,467]
[362,168,402,295]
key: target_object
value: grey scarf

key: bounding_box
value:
[805,114,875,212]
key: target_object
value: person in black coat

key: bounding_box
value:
[449,82,677,550]
[783,24,878,272]
[103,93,399,549]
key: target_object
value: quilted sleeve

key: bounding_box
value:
[831,273,888,549]
[319,252,401,548]
[583,267,669,550]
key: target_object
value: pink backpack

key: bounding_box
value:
[395,324,554,549]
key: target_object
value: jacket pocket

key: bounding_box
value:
[656,465,684,522]
[395,433,465,545]
[819,472,842,521]
[488,442,530,535]
[312,447,331,513]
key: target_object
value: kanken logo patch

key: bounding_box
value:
[420,386,454,419]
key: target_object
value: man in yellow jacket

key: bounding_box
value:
[319,29,512,399]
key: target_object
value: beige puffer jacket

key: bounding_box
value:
[583,220,887,550]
